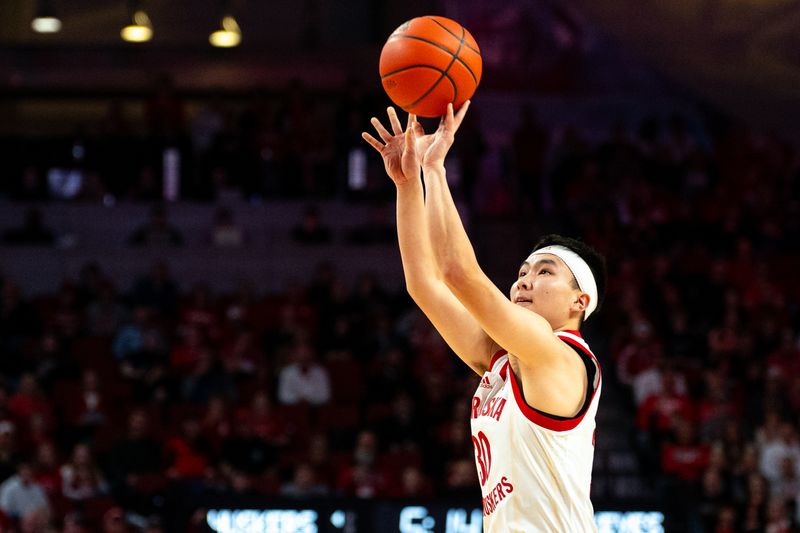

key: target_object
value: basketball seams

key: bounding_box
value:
[399,66,457,112]
[387,34,478,85]
[380,64,448,79]
[426,16,480,55]
[403,72,457,113]
[381,16,480,116]
[401,25,466,112]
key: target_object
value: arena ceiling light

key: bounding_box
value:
[121,0,153,43]
[31,0,62,33]
[209,14,241,48]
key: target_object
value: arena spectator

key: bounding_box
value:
[396,465,433,498]
[443,459,480,498]
[276,339,330,406]
[101,506,128,533]
[209,206,245,248]
[104,410,164,507]
[0,421,18,482]
[242,391,289,446]
[19,506,55,533]
[336,430,386,498]
[199,395,230,455]
[61,511,90,533]
[8,373,53,433]
[112,307,168,384]
[60,443,109,501]
[280,463,329,498]
[759,422,800,485]
[219,328,262,377]
[181,346,235,404]
[770,455,800,506]
[0,460,50,522]
[661,420,711,483]
[163,416,212,483]
[33,441,61,503]
[63,369,111,430]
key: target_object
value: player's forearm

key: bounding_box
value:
[395,177,441,294]
[422,163,481,281]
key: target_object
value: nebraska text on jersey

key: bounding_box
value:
[469,330,602,533]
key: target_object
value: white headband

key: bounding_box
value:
[526,245,598,319]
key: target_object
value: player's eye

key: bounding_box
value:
[539,269,551,275]
[518,271,527,278]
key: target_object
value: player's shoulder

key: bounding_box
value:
[554,330,595,356]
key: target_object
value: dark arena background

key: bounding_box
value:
[0,0,799,531]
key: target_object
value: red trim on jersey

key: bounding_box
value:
[488,349,507,373]
[558,335,602,383]
[508,337,601,432]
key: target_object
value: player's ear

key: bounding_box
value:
[572,292,589,314]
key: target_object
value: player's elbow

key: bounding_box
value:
[404,274,428,302]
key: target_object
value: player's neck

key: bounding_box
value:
[553,318,581,334]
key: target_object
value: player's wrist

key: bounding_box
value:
[395,176,421,189]
[422,162,446,174]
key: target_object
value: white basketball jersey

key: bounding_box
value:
[470,330,601,533]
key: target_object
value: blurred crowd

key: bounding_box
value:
[0,76,389,205]
[553,113,800,532]
[0,89,798,533]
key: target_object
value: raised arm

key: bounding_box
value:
[417,104,578,382]
[362,108,495,375]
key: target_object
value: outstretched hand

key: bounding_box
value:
[412,101,471,169]
[362,107,420,186]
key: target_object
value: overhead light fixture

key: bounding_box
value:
[121,1,153,43]
[31,0,62,33]
[209,15,241,48]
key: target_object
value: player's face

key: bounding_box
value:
[510,254,581,327]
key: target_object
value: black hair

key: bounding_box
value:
[531,234,608,320]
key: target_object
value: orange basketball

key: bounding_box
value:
[379,16,482,118]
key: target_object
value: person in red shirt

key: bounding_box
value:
[164,417,211,482]
[637,371,694,436]
[336,430,388,498]
[661,420,710,482]
[8,374,53,440]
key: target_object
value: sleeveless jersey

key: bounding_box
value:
[469,330,601,532]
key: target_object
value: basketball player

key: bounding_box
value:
[363,102,607,532]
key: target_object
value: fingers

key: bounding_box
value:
[370,117,392,143]
[361,132,384,153]
[406,112,415,132]
[405,118,416,142]
[388,107,403,136]
[408,113,426,136]
[453,100,470,130]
